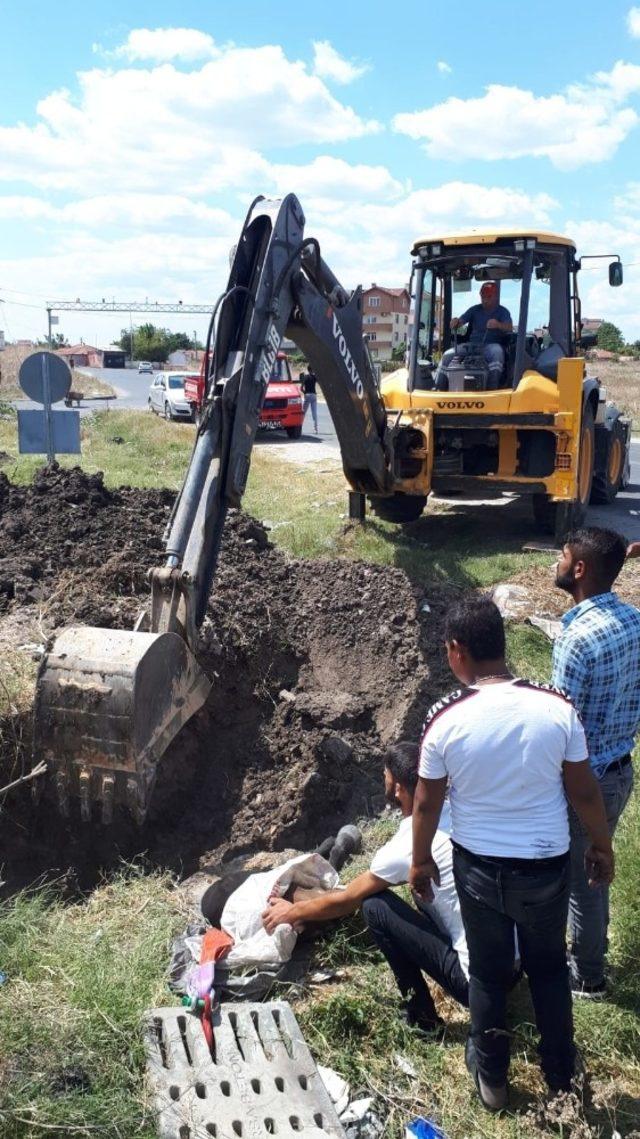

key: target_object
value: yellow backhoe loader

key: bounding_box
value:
[33,197,631,824]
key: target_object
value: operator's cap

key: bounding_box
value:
[480,280,498,295]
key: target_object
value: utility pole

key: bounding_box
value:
[47,307,52,348]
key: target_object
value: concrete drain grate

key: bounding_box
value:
[145,1001,347,1138]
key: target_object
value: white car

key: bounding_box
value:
[138,360,153,374]
[148,372,193,420]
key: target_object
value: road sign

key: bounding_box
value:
[18,409,81,455]
[19,351,71,404]
[17,352,77,462]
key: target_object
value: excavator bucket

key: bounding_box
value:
[34,626,211,824]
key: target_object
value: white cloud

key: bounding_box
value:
[269,156,405,202]
[628,7,640,36]
[437,61,452,74]
[558,206,640,338]
[312,40,369,84]
[0,44,380,196]
[393,63,640,169]
[112,27,219,63]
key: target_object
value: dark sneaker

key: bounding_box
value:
[401,993,445,1039]
[465,1038,508,1113]
[571,979,606,1001]
[404,1010,446,1041]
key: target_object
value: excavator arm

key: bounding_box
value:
[34,194,397,823]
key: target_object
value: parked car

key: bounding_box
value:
[148,372,199,420]
[185,352,304,437]
[138,361,153,374]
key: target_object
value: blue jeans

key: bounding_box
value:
[303,392,318,429]
[568,760,634,986]
[435,343,505,390]
[361,890,468,1021]
[453,845,574,1090]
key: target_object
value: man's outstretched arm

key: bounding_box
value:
[262,870,388,934]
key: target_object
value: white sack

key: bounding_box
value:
[221,852,339,967]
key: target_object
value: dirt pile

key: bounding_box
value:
[0,465,454,890]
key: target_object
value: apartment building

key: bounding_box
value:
[362,284,410,362]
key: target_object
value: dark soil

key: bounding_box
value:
[0,465,457,893]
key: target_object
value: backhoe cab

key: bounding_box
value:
[374,231,630,536]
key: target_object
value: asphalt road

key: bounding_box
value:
[20,365,640,541]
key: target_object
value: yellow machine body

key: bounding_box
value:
[380,358,586,504]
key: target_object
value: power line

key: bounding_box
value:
[0,294,43,310]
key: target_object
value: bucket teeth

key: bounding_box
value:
[78,769,92,823]
[126,777,143,823]
[101,774,116,825]
[55,771,69,817]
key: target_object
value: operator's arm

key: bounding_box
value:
[451,307,472,331]
[486,308,513,333]
[563,760,614,885]
[410,776,447,902]
[262,870,389,933]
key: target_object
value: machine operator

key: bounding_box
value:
[436,281,512,390]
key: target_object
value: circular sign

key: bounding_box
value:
[19,351,71,404]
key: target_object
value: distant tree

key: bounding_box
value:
[596,321,625,353]
[391,341,407,362]
[166,331,193,352]
[117,324,198,362]
[36,333,69,348]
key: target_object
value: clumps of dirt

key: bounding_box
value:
[0,465,456,890]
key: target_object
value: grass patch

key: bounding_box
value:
[0,869,183,1138]
[593,359,640,427]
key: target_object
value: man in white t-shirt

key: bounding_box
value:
[410,596,613,1112]
[262,741,469,1034]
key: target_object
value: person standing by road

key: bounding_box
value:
[300,366,319,433]
[552,527,640,999]
[410,597,613,1111]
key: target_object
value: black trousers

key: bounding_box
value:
[361,890,469,1020]
[453,843,574,1090]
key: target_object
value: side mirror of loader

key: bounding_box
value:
[579,331,598,350]
[609,261,623,287]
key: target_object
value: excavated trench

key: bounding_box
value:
[0,466,457,894]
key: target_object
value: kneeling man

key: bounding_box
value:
[262,741,469,1033]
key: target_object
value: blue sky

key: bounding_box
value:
[1,0,640,345]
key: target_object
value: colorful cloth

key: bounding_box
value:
[552,592,640,774]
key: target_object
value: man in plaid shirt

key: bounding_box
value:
[553,527,640,998]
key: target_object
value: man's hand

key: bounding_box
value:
[262,898,296,934]
[409,858,441,903]
[486,318,500,330]
[584,845,615,887]
[450,318,461,330]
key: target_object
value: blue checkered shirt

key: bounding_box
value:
[551,591,640,775]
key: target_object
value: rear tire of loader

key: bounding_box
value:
[590,417,626,504]
[368,493,427,523]
[532,403,595,543]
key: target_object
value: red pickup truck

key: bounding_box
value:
[185,351,304,437]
